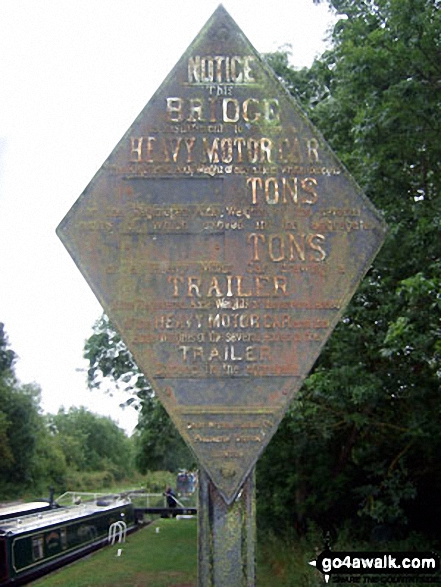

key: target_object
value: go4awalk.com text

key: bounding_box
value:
[310,551,441,584]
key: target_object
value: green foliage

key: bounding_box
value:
[84,315,194,473]
[62,470,119,492]
[0,378,46,493]
[0,322,16,377]
[48,406,134,480]
[258,0,441,541]
[134,400,196,473]
[31,428,68,491]
[84,314,146,398]
[141,470,176,493]
[0,323,139,499]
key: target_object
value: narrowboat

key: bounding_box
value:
[0,493,135,585]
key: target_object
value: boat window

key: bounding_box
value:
[60,527,67,549]
[32,536,44,561]
[0,539,9,582]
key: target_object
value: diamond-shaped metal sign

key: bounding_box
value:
[57,5,387,503]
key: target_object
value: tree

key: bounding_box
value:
[258,0,441,539]
[48,406,133,479]
[0,322,16,376]
[84,316,194,472]
[0,322,136,498]
[3,382,44,485]
[0,325,16,475]
[84,314,146,401]
[0,323,56,495]
[134,400,196,474]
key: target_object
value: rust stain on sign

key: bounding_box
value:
[57,5,387,503]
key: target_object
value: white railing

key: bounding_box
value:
[108,520,127,545]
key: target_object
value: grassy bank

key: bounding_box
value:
[30,517,440,586]
[29,517,323,587]
[31,518,198,587]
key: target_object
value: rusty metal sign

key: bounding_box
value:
[57,5,387,503]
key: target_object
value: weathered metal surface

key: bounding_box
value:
[57,5,387,503]
[198,468,255,587]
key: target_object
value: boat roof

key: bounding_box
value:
[0,502,49,518]
[0,496,130,537]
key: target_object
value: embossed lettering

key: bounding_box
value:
[168,275,289,298]
[166,97,279,124]
[188,55,256,84]
[247,176,318,205]
[247,233,327,262]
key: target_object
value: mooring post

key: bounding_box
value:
[198,467,256,587]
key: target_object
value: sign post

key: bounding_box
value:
[57,5,387,584]
[198,469,255,586]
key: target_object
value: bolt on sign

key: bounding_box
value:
[57,5,387,504]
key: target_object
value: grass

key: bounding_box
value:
[22,477,441,587]
[30,519,440,586]
[31,518,198,587]
[29,517,324,587]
